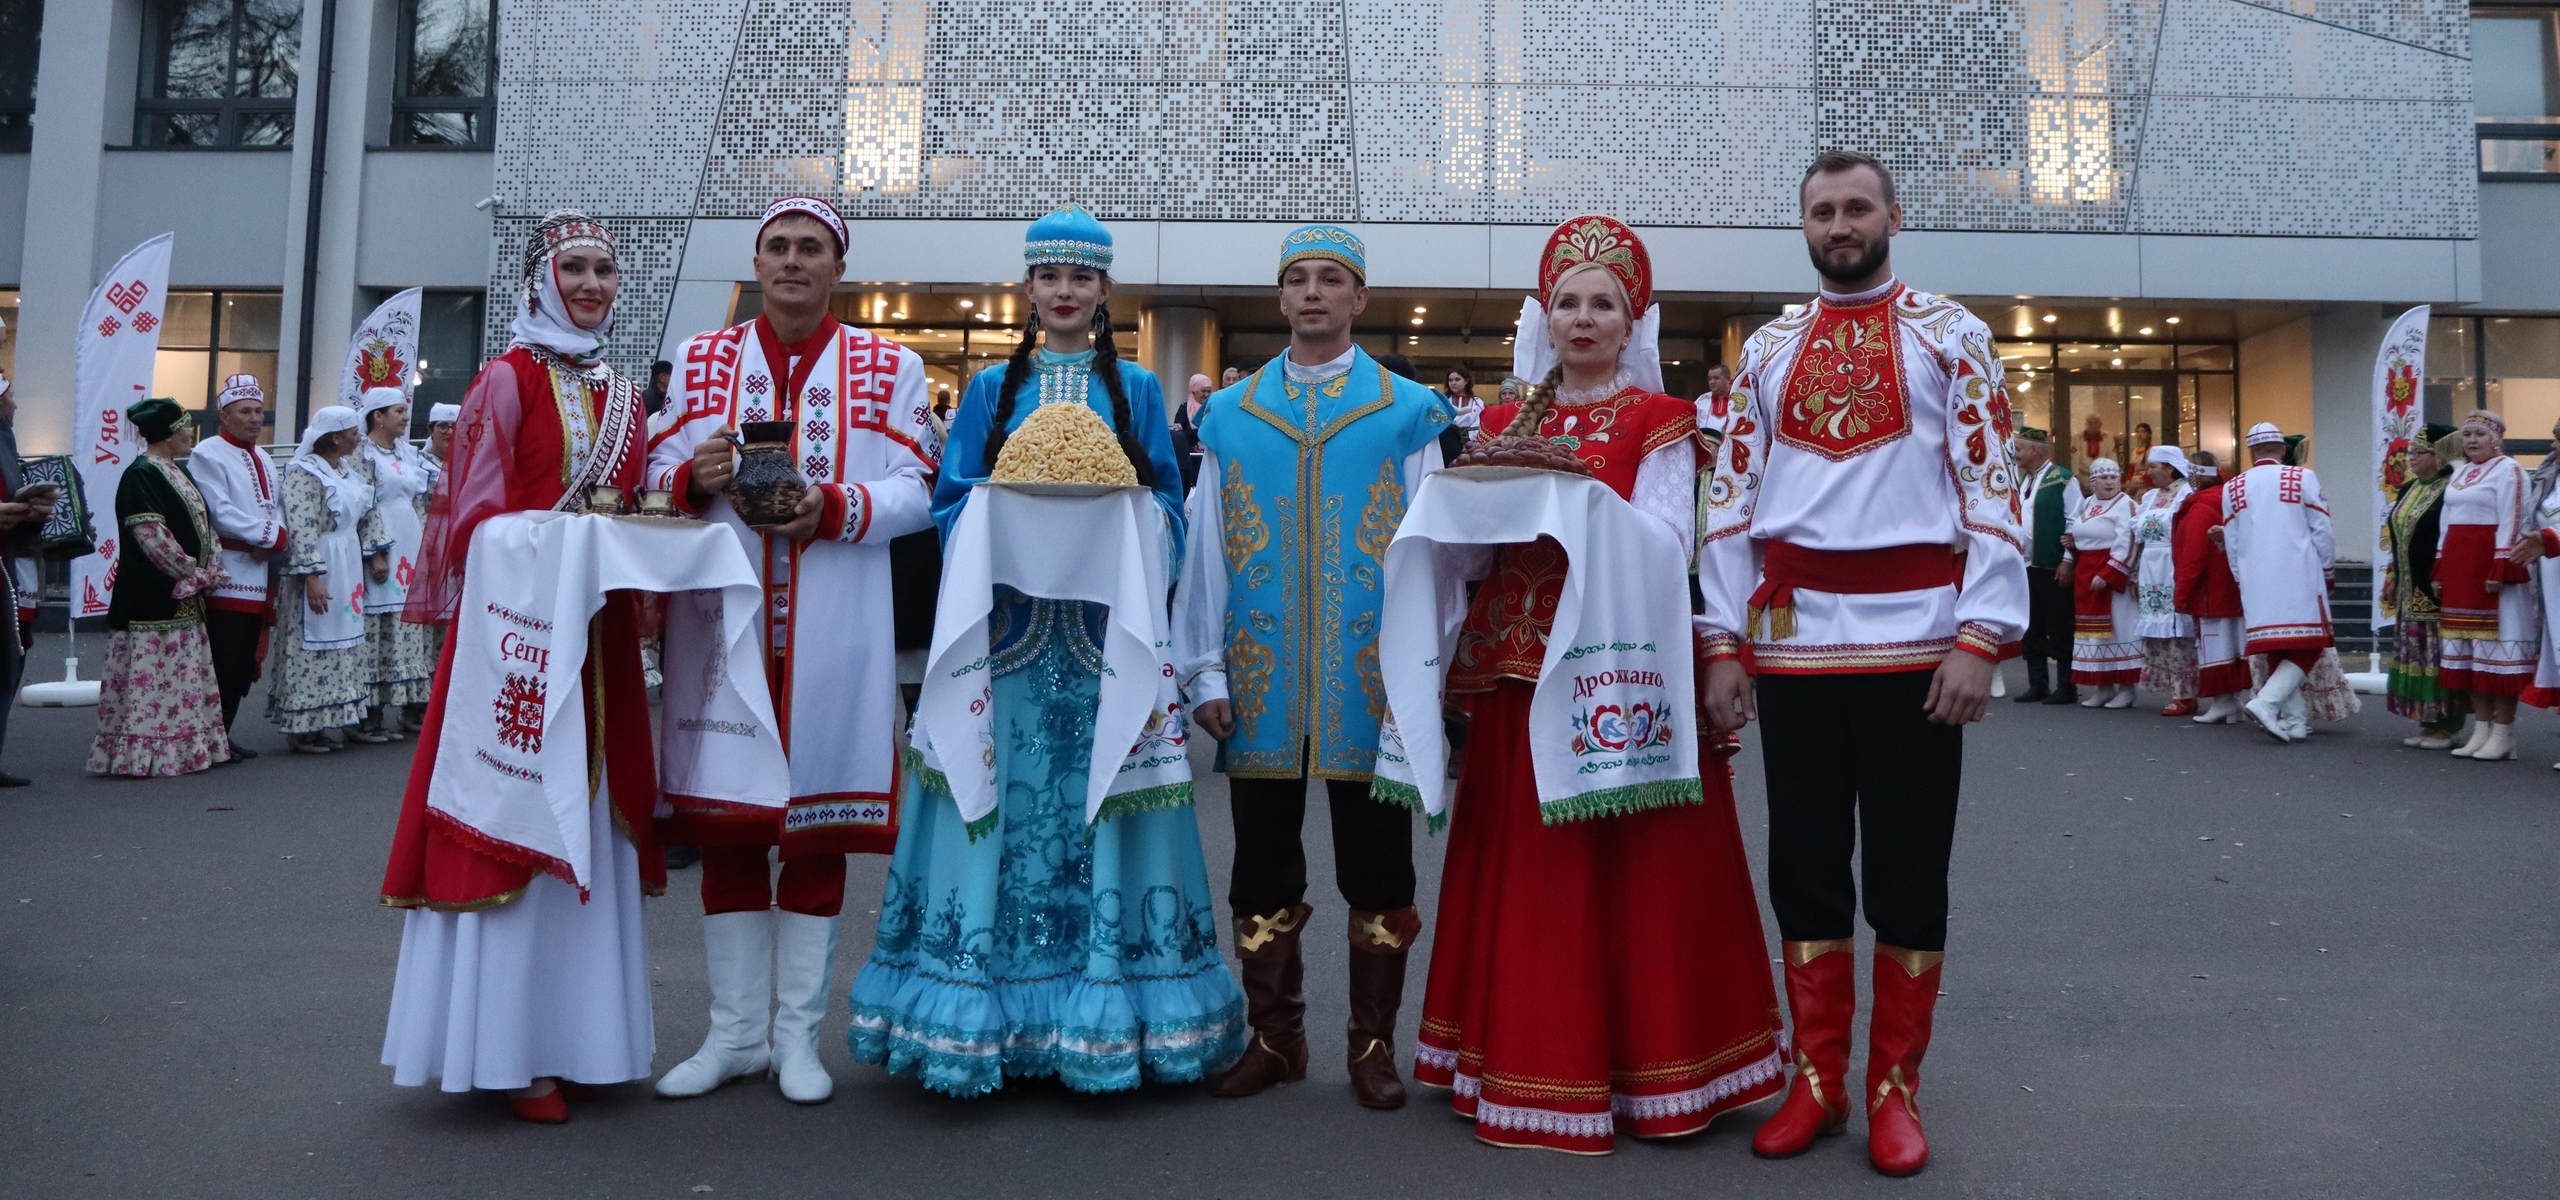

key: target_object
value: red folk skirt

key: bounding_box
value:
[1413,681,1787,1154]
[2434,524,2514,641]
[2072,551,2123,637]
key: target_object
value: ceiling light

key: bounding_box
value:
[2016,380,2031,392]
[2111,357,2123,367]
[2041,314,2057,324]
[1411,317,1424,326]
[892,311,906,319]
[2165,316,2180,325]
[957,299,973,309]
[1413,306,1428,314]
[2137,326,2154,336]
[974,312,990,321]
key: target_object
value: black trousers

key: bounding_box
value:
[1227,775,1415,914]
[1756,670,1962,952]
[2021,564,2074,673]
[205,608,264,730]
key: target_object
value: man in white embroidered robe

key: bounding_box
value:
[646,197,939,1104]
[2221,422,2335,741]
[190,374,288,760]
[1696,152,2027,1177]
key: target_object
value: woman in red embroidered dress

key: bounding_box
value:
[1413,216,1786,1154]
[378,210,659,1124]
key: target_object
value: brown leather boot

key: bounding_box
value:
[1211,903,1312,1099]
[1345,905,1422,1110]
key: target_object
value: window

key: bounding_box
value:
[0,289,20,382]
[2475,7,2560,178]
[393,0,494,147]
[411,289,485,425]
[136,0,302,148]
[150,291,283,432]
[0,0,38,152]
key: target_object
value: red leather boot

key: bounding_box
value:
[1751,938,1856,1158]
[1866,945,1945,1176]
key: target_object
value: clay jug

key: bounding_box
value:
[727,420,806,526]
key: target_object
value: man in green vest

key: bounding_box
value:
[2013,428,2078,703]
[1174,224,1455,1110]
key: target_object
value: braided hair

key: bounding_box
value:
[981,312,1043,472]
[1499,364,1567,438]
[977,283,1157,488]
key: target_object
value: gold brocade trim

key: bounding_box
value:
[1607,1032,1780,1084]
[127,599,203,632]
[1871,1064,1920,1116]
[378,884,531,913]
[1354,457,1402,560]
[1227,628,1275,740]
[1786,938,1857,967]
[1877,945,1945,977]
[1220,471,1271,576]
[1796,1054,1841,1119]
[1233,904,1306,952]
[1355,643,1385,720]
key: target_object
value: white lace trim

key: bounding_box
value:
[1416,1043,1459,1072]
[1553,371,1634,407]
[1609,1049,1786,1120]
[1441,1045,1788,1138]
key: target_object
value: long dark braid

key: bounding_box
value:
[1500,364,1567,438]
[980,312,1042,474]
[1088,302,1158,488]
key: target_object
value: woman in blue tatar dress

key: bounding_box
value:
[848,208,1245,1095]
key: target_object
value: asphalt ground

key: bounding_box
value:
[1,634,2553,1199]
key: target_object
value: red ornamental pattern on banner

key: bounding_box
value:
[73,233,175,619]
[493,672,547,754]
[2370,305,2431,631]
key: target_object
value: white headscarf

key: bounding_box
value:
[428,404,461,425]
[509,258,616,363]
[296,405,362,460]
[1512,294,1663,395]
[356,386,406,420]
[2143,444,2191,476]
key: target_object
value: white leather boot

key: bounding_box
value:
[2476,721,2518,762]
[2103,684,2135,709]
[656,910,775,1097]
[2450,718,2494,758]
[2243,662,2306,743]
[771,911,840,1104]
[2278,687,2311,741]
[2192,694,2239,724]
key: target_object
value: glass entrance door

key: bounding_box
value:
[2059,375,2178,473]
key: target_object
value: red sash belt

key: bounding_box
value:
[1748,542,1963,641]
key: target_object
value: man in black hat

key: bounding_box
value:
[2012,426,2078,703]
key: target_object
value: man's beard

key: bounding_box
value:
[1809,234,1891,287]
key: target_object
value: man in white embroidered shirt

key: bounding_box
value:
[1696,151,2028,1178]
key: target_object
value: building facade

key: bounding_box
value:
[3,0,2557,576]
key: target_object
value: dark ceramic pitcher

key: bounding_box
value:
[727,420,806,527]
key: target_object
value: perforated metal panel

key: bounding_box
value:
[487,0,2479,362]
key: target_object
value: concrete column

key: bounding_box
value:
[1720,313,1780,371]
[2310,304,2392,566]
[1137,305,1219,419]
[273,0,337,436]
[12,0,123,453]
[298,0,382,424]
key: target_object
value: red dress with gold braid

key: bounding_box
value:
[379,346,662,911]
[1415,384,1787,1154]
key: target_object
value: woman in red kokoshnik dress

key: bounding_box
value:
[378,210,658,1124]
[1413,216,1786,1154]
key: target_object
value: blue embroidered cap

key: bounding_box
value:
[1278,224,1366,282]
[1024,205,1113,271]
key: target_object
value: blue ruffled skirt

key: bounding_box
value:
[848,596,1245,1096]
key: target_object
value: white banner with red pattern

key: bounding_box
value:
[338,287,421,408]
[2371,304,2430,632]
[70,234,174,618]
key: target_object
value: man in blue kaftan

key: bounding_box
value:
[1173,224,1456,1109]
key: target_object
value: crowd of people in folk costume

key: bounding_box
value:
[42,375,459,778]
[0,144,2520,1174]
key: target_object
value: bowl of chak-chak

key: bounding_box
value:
[1448,433,1593,479]
[989,402,1140,494]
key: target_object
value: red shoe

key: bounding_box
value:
[2159,699,2197,717]
[509,1086,569,1124]
[1866,946,1944,1176]
[1752,939,1855,1158]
